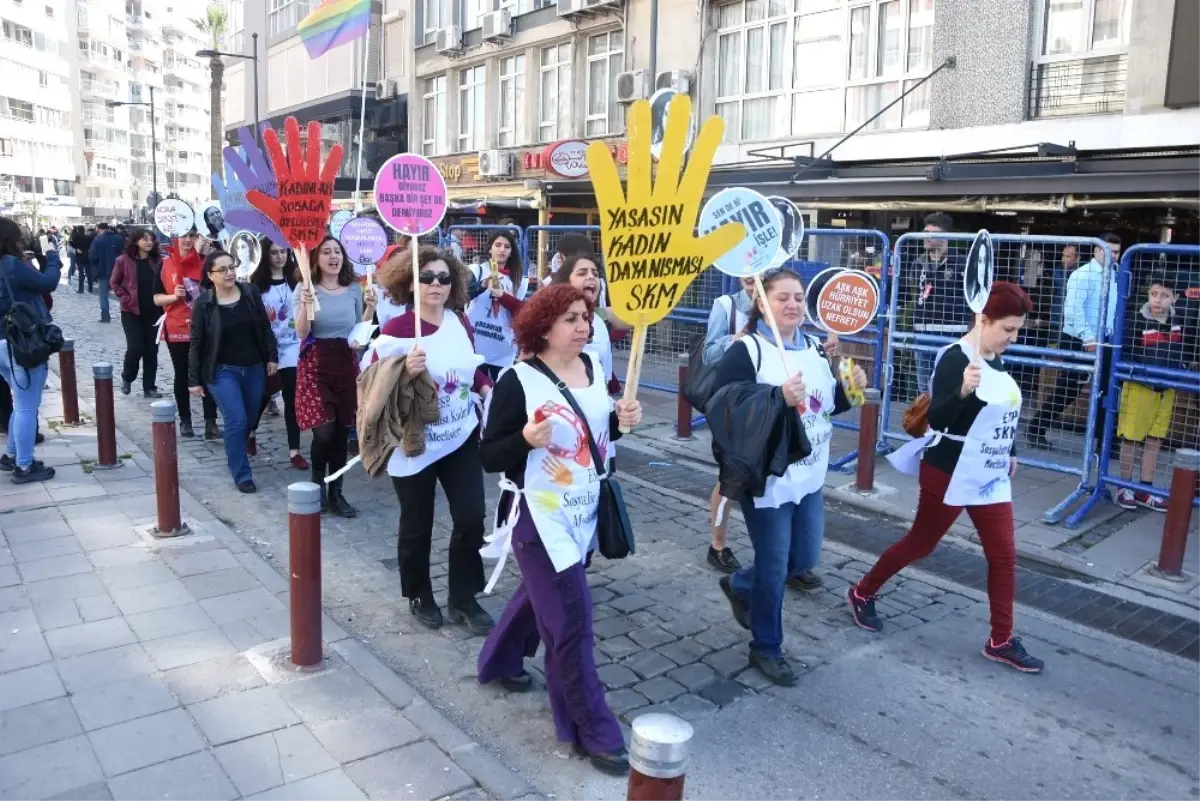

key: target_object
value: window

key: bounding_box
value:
[2,20,33,47]
[269,0,312,35]
[497,55,525,147]
[714,0,792,141]
[538,43,572,142]
[458,65,486,152]
[422,75,447,156]
[0,98,35,123]
[44,5,53,17]
[844,0,934,131]
[423,0,447,44]
[1031,0,1128,118]
[463,0,484,30]
[585,32,623,136]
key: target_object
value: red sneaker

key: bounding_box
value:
[1135,492,1167,512]
[290,453,309,470]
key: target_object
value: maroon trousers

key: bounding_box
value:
[856,461,1017,643]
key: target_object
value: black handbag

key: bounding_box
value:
[1,264,62,388]
[530,358,635,560]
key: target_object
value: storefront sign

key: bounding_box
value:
[542,140,590,178]
[525,141,628,173]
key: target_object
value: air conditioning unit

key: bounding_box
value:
[615,70,649,104]
[585,0,623,8]
[655,69,693,94]
[435,26,463,54]
[478,149,513,178]
[374,79,397,100]
[481,9,511,41]
[557,0,585,17]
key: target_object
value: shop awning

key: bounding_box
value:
[445,184,542,211]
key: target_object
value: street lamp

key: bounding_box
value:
[197,32,260,149]
[107,85,158,212]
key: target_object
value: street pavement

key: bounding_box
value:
[20,283,1200,800]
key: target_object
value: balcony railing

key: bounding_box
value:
[1028,54,1127,119]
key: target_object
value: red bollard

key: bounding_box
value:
[1152,448,1199,580]
[92,363,121,470]
[855,387,882,493]
[676,354,692,440]
[150,400,187,538]
[628,713,692,801]
[289,482,323,668]
[59,340,79,426]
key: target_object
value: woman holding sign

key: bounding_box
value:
[465,231,527,380]
[477,284,641,776]
[713,267,866,687]
[847,282,1045,674]
[365,245,495,635]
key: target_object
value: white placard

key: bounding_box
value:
[699,187,783,278]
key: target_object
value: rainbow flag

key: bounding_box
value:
[297,0,371,59]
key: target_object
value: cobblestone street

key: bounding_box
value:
[40,285,1200,800]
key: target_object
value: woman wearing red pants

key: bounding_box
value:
[847,281,1044,674]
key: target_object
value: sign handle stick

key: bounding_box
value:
[754,274,792,377]
[411,237,421,351]
[619,324,647,434]
[297,246,317,322]
[973,313,983,366]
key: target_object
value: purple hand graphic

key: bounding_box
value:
[217,125,286,243]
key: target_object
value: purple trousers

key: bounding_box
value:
[477,505,624,754]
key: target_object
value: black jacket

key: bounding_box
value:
[708,380,811,501]
[187,282,279,388]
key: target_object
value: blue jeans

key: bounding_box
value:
[207,364,265,484]
[97,277,110,320]
[730,489,825,658]
[0,345,48,469]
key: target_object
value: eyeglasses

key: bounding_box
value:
[209,265,234,275]
[418,271,452,285]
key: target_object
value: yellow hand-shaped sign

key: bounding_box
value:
[586,94,746,326]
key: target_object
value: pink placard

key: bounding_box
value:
[373,153,448,236]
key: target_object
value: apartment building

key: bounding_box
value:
[0,0,80,223]
[222,0,406,208]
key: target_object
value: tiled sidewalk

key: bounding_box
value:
[0,380,539,801]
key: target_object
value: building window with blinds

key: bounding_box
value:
[1030,0,1129,118]
[497,55,526,147]
[458,65,486,152]
[538,42,572,142]
[422,75,447,156]
[585,31,624,136]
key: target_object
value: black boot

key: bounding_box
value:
[179,419,194,438]
[446,597,495,635]
[327,478,357,518]
[312,471,328,512]
[204,420,221,441]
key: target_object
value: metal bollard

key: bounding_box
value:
[675,354,692,441]
[627,713,693,801]
[288,482,323,668]
[92,363,121,470]
[855,388,882,493]
[1152,448,1200,580]
[150,401,187,538]
[58,341,80,426]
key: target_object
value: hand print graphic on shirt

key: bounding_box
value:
[540,403,590,468]
[597,430,610,464]
[540,455,574,487]
[808,389,831,421]
[978,477,1003,500]
[530,490,562,514]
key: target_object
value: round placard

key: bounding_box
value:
[154,198,195,239]
[341,216,390,276]
[812,269,880,335]
[964,229,995,314]
[373,153,448,236]
[329,210,354,239]
[699,187,783,278]
[766,196,806,269]
[649,88,695,162]
[228,231,262,279]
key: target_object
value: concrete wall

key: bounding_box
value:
[1125,0,1175,115]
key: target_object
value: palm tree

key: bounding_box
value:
[192,3,229,192]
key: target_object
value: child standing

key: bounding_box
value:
[1115,274,1186,511]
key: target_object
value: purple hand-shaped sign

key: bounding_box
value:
[373,153,447,236]
[215,125,286,244]
[341,216,389,277]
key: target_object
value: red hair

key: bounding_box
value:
[513,284,593,355]
[983,281,1032,320]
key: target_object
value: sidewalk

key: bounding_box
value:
[0,375,539,801]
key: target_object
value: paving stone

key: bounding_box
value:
[329,638,416,711]
[628,626,675,650]
[735,668,776,691]
[937,594,975,610]
[88,708,206,777]
[88,545,156,569]
[56,643,156,693]
[46,780,113,800]
[180,567,261,601]
[888,613,925,629]
[694,625,742,651]
[591,616,635,639]
[596,663,639,689]
[698,678,753,707]
[795,620,839,641]
[106,751,237,801]
[666,692,720,722]
[656,638,710,666]
[609,594,653,614]
[911,602,955,622]
[163,549,240,578]
[10,536,83,563]
[666,662,717,691]
[277,668,388,725]
[445,742,537,801]
[70,517,141,552]
[898,580,944,598]
[199,587,286,624]
[345,741,473,801]
[76,593,121,623]
[0,662,66,712]
[2,520,73,544]
[188,686,301,746]
[97,561,176,591]
[126,603,215,641]
[657,615,709,638]
[0,696,83,757]
[161,654,267,705]
[875,600,910,617]
[702,647,749,677]
[44,617,136,658]
[0,627,50,673]
[606,579,639,596]
[17,553,93,582]
[633,676,687,703]
[623,649,677,679]
[245,768,366,801]
[219,619,266,649]
[70,675,178,731]
[26,572,106,604]
[214,726,338,796]
[603,688,649,716]
[310,709,422,764]
[109,580,194,616]
[0,585,29,613]
[0,735,104,799]
[596,634,640,660]
[0,564,17,587]
[589,586,615,603]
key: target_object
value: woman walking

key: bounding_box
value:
[713,267,865,687]
[155,229,220,439]
[249,238,306,469]
[293,236,375,516]
[465,231,526,380]
[477,284,642,775]
[848,282,1043,673]
[187,250,278,493]
[110,228,163,398]
[0,216,59,483]
[365,245,493,633]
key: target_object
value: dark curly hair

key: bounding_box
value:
[376,245,469,309]
[123,227,161,261]
[513,284,593,356]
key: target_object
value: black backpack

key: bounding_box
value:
[2,264,62,387]
[682,294,739,415]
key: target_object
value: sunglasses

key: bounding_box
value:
[418,271,452,285]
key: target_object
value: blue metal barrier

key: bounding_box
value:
[1072,243,1200,527]
[448,224,524,275]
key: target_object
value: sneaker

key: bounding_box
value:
[446,597,495,635]
[572,743,630,776]
[0,454,14,472]
[718,576,750,630]
[290,453,309,470]
[748,651,799,687]
[982,636,1044,673]
[236,480,257,494]
[204,421,221,441]
[34,432,43,445]
[1135,492,1168,512]
[179,420,195,438]
[1114,488,1137,510]
[847,586,883,632]
[120,381,132,395]
[12,462,55,484]
[707,545,741,573]
[787,570,824,592]
[409,597,443,630]
[494,671,535,693]
[143,388,162,399]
